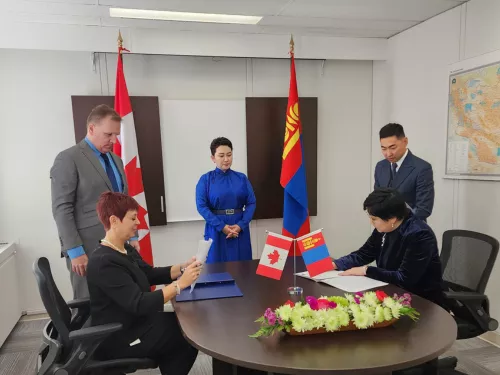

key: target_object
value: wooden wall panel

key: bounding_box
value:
[71,96,167,226]
[246,97,317,220]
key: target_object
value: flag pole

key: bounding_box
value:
[286,34,303,301]
[293,239,297,287]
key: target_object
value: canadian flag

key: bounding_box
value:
[256,232,293,280]
[113,43,154,266]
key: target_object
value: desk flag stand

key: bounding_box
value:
[287,238,303,299]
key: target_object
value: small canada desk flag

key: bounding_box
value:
[296,229,334,277]
[256,232,293,280]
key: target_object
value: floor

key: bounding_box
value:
[1,315,499,375]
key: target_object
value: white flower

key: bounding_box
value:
[363,292,380,307]
[383,297,395,309]
[360,303,375,315]
[391,301,403,319]
[276,305,293,321]
[334,309,350,327]
[353,311,374,329]
[383,307,393,321]
[324,313,340,332]
[375,305,385,323]
[291,317,307,332]
[345,294,356,303]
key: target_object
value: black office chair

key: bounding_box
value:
[438,230,499,370]
[33,257,157,375]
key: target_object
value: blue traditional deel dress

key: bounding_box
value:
[195,168,256,263]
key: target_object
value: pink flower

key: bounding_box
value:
[328,301,337,309]
[306,296,319,310]
[354,297,361,304]
[355,292,364,298]
[317,299,330,310]
[264,308,277,325]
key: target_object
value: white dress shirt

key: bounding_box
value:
[393,149,409,173]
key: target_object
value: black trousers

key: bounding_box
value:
[99,313,198,375]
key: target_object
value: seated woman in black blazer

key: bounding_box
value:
[87,192,202,375]
[333,188,445,306]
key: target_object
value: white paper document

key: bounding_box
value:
[190,238,213,293]
[319,276,388,293]
[295,270,342,281]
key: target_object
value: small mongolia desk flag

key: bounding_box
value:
[256,232,294,280]
[296,230,334,277]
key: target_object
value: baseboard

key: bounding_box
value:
[480,331,500,348]
[23,308,47,316]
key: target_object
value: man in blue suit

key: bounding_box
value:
[374,123,434,220]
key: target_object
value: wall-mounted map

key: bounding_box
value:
[447,49,500,180]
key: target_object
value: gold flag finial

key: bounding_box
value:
[289,34,294,54]
[118,30,123,51]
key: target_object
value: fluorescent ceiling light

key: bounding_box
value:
[109,8,262,25]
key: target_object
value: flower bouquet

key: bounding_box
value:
[250,291,419,337]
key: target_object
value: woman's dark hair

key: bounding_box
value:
[210,137,233,156]
[96,192,139,231]
[363,188,409,221]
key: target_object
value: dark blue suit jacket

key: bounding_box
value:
[334,213,444,306]
[374,150,434,220]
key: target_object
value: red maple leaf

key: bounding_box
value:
[267,249,280,265]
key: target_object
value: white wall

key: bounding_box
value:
[0,50,373,313]
[376,0,500,324]
[0,20,388,61]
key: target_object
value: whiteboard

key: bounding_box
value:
[160,100,247,222]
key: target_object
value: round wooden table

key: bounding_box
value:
[173,260,457,375]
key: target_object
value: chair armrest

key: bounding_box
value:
[444,291,487,301]
[69,323,122,342]
[67,298,91,309]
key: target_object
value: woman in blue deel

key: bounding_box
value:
[196,137,256,263]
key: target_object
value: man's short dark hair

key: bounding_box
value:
[86,104,121,128]
[379,123,405,139]
[210,137,233,156]
[363,188,409,221]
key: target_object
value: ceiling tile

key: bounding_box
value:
[280,0,465,21]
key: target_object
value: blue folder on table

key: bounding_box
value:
[176,272,243,302]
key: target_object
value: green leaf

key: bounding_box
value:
[254,316,265,323]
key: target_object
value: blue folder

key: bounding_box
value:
[175,272,243,302]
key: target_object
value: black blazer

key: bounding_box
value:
[374,150,434,220]
[334,213,444,306]
[87,243,172,344]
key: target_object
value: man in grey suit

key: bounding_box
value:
[374,123,434,221]
[51,104,138,299]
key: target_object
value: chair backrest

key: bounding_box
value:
[441,230,499,294]
[33,257,73,351]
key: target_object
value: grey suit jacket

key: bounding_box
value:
[374,150,434,220]
[50,140,128,253]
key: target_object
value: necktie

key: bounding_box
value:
[388,163,398,187]
[101,153,119,192]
